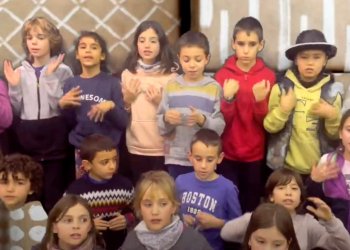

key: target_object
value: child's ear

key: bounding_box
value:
[258,40,265,52]
[206,54,211,64]
[100,53,106,61]
[28,190,34,195]
[231,39,236,51]
[188,151,194,164]
[217,152,224,164]
[82,160,91,172]
[269,195,274,203]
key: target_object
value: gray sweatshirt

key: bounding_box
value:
[221,212,350,250]
[9,59,73,120]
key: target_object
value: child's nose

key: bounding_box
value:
[6,183,15,192]
[151,205,160,214]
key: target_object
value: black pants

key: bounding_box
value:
[40,157,74,212]
[128,153,166,185]
[217,158,264,213]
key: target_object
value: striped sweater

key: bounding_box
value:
[157,75,225,166]
[66,174,134,250]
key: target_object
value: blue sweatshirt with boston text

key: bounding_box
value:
[62,72,129,148]
[175,172,242,250]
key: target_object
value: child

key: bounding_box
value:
[121,20,177,184]
[214,16,276,213]
[32,194,105,250]
[175,129,241,250]
[308,109,350,231]
[65,134,134,250]
[220,168,350,250]
[242,203,300,250]
[120,170,212,250]
[264,29,344,175]
[0,79,12,136]
[157,31,225,179]
[0,199,9,249]
[3,16,74,212]
[0,154,47,250]
[59,31,129,178]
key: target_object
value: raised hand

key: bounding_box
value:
[187,106,205,126]
[223,79,239,100]
[252,80,271,102]
[3,60,21,86]
[310,159,339,183]
[280,88,296,113]
[59,86,82,108]
[87,100,115,123]
[309,99,338,119]
[164,109,182,125]
[145,85,162,105]
[122,78,141,105]
[46,53,65,75]
[183,214,196,227]
[306,197,333,221]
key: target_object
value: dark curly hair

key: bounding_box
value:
[0,154,43,195]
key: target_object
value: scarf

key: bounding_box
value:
[135,215,183,250]
[48,235,95,250]
[136,59,162,73]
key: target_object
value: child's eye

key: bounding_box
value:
[80,217,89,223]
[26,36,33,40]
[62,218,73,223]
[195,59,202,63]
[249,42,257,47]
[160,202,168,207]
[37,34,47,40]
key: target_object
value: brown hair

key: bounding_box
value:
[133,170,179,218]
[79,134,117,162]
[242,203,300,250]
[176,31,210,56]
[22,16,63,62]
[190,128,222,154]
[0,154,43,195]
[233,16,263,41]
[39,194,104,250]
[265,168,306,213]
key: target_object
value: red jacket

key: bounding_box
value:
[215,56,275,162]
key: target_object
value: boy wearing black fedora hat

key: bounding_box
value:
[264,29,344,176]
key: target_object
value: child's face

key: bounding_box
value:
[189,141,223,181]
[269,178,301,213]
[140,185,176,232]
[295,50,327,82]
[76,36,105,70]
[53,203,92,249]
[178,46,209,82]
[0,172,32,210]
[340,117,350,154]
[137,28,160,65]
[232,31,263,71]
[26,26,51,64]
[83,149,118,181]
[248,225,289,250]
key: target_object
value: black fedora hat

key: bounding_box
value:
[285,29,337,60]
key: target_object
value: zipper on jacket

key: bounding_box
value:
[36,75,41,119]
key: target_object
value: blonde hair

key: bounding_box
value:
[133,171,179,218]
[22,16,63,61]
